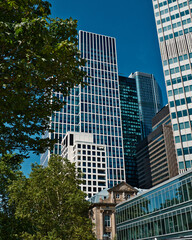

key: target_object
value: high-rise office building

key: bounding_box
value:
[130,72,163,140]
[119,76,141,187]
[137,105,178,189]
[152,0,192,173]
[41,31,125,189]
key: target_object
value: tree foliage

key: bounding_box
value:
[8,155,96,240]
[0,154,25,239]
[0,0,86,156]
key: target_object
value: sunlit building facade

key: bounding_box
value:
[41,31,125,189]
[152,0,192,173]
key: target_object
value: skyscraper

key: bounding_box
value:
[137,105,178,189]
[119,76,141,187]
[41,31,125,189]
[129,72,163,140]
[152,0,192,173]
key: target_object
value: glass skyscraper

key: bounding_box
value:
[130,72,163,140]
[152,0,192,173]
[41,31,125,188]
[119,76,141,187]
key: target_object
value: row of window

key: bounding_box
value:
[166,74,192,86]
[165,63,192,76]
[177,148,192,156]
[175,133,192,143]
[77,161,106,168]
[171,108,192,119]
[150,148,165,161]
[168,84,192,96]
[156,4,177,17]
[76,150,105,156]
[84,77,118,88]
[154,0,176,9]
[82,172,106,180]
[80,105,121,117]
[53,122,122,136]
[81,97,120,107]
[159,18,191,34]
[157,9,190,26]
[177,146,192,158]
[82,51,116,64]
[151,155,167,172]
[86,67,118,80]
[82,86,119,97]
[80,113,121,124]
[80,168,106,175]
[173,121,191,131]
[152,166,168,179]
[160,26,192,42]
[85,60,117,72]
[164,53,192,66]
[156,1,189,18]
[82,186,102,193]
[75,144,104,150]
[82,83,119,93]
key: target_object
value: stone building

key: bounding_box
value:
[89,182,138,240]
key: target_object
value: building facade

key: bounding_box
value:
[118,76,141,187]
[61,132,107,198]
[89,182,138,240]
[41,31,125,189]
[137,105,178,189]
[116,170,192,240]
[129,72,162,140]
[152,0,192,173]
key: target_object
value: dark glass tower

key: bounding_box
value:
[130,72,163,140]
[119,76,141,187]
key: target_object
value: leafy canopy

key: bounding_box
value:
[0,0,86,156]
[8,155,96,240]
[0,154,25,240]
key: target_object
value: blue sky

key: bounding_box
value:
[22,0,168,176]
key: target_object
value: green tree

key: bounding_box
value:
[0,154,26,239]
[0,0,86,156]
[8,155,96,240]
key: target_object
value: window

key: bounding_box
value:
[116,193,120,199]
[173,124,178,131]
[104,215,111,227]
[175,136,180,143]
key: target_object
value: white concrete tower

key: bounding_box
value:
[152,0,192,173]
